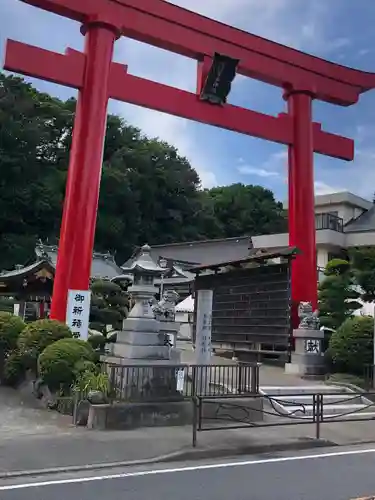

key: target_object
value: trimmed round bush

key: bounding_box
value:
[74,360,98,376]
[3,351,25,387]
[17,319,72,371]
[0,312,26,355]
[38,338,96,391]
[87,333,107,351]
[328,315,373,375]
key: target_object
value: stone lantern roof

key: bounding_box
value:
[120,244,167,276]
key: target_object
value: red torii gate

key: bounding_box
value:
[4,0,375,323]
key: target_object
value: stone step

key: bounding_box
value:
[286,403,370,417]
[324,411,375,420]
[293,411,375,421]
[275,394,363,405]
[261,385,348,395]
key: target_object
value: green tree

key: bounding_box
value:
[328,316,373,375]
[349,247,375,302]
[0,74,220,266]
[318,259,362,330]
[0,73,288,270]
[0,73,71,269]
[204,183,287,237]
[89,280,130,333]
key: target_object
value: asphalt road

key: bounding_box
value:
[2,446,375,500]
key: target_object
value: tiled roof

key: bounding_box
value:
[34,243,122,279]
[344,205,375,233]
[0,260,54,279]
[123,236,253,268]
[190,246,299,272]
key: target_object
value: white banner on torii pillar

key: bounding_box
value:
[66,289,91,341]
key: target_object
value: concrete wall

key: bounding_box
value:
[252,233,288,248]
[87,401,192,430]
[346,231,375,247]
[316,248,329,269]
[253,233,345,253]
[255,230,375,251]
[87,397,264,430]
[315,230,346,247]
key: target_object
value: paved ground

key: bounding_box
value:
[179,341,326,387]
[2,411,375,475]
[0,422,327,474]
[0,349,374,476]
[2,444,375,499]
[0,386,72,440]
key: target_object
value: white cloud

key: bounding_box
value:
[238,166,279,177]
[314,180,343,195]
[237,150,287,179]
[358,48,371,57]
[348,148,375,198]
[313,124,375,200]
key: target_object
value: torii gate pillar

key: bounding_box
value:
[286,90,317,318]
[50,21,118,320]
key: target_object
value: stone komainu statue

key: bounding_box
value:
[152,289,180,322]
[298,301,320,330]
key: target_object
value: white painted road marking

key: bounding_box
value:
[2,447,375,491]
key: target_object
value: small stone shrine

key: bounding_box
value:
[285,301,325,378]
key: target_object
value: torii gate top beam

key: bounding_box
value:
[21,0,375,105]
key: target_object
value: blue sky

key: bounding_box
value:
[1,0,375,201]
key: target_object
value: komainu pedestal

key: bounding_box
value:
[285,302,326,378]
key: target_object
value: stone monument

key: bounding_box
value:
[285,302,325,378]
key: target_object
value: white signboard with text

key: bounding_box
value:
[66,289,91,340]
[176,368,185,393]
[195,289,213,365]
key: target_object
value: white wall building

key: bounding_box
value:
[253,191,375,282]
[125,191,375,292]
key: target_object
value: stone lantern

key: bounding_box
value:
[108,244,170,362]
[101,245,183,408]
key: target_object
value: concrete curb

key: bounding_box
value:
[0,438,334,480]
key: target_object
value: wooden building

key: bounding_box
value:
[0,242,122,320]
